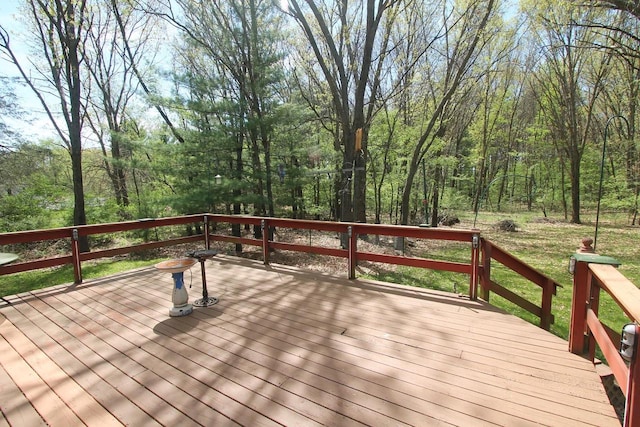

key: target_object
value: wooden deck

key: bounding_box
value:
[0,255,620,426]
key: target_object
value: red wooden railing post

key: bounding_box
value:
[469,233,480,300]
[568,238,600,354]
[204,215,210,250]
[540,278,554,331]
[480,239,491,301]
[625,323,640,427]
[262,219,270,265]
[348,226,357,280]
[587,277,601,362]
[71,228,82,284]
[569,258,589,355]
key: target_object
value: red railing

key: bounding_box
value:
[569,254,640,426]
[0,214,207,283]
[4,215,639,420]
[480,239,560,330]
[1,214,555,328]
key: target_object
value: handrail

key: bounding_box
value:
[1,214,556,327]
[480,239,560,330]
[0,215,208,282]
[5,215,639,420]
[569,256,640,426]
[207,215,481,297]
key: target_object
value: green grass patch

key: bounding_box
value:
[372,267,469,295]
[0,258,164,298]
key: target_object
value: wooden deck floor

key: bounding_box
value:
[0,255,620,426]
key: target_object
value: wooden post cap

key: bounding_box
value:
[577,238,595,253]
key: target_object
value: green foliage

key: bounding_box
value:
[0,191,49,231]
[439,187,472,211]
[0,143,72,231]
[5,0,640,234]
[84,196,124,225]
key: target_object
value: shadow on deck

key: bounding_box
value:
[0,255,620,426]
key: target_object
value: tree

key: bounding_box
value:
[526,2,611,223]
[0,76,24,150]
[0,143,66,232]
[153,0,287,244]
[0,0,90,250]
[469,26,529,214]
[587,0,640,20]
[579,10,640,223]
[285,0,402,225]
[84,0,161,214]
[399,0,498,225]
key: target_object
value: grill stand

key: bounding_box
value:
[188,250,219,307]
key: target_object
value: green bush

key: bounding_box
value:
[0,192,50,232]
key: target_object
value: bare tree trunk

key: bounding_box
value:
[1,1,91,252]
[400,0,496,225]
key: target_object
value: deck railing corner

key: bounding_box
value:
[568,238,640,426]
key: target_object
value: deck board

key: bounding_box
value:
[0,254,620,426]
[0,333,49,427]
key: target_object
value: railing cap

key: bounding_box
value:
[572,252,621,266]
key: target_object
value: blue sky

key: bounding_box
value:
[0,0,170,145]
[0,0,18,29]
[0,0,59,143]
[0,0,28,79]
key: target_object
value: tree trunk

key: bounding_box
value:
[67,2,89,253]
[569,154,581,224]
[430,166,441,227]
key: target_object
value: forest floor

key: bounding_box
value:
[120,227,407,280]
[148,224,466,279]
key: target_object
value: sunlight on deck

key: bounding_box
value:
[0,255,620,426]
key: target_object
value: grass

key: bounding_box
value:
[0,258,165,298]
[365,210,639,342]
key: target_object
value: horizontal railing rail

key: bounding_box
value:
[0,215,208,283]
[480,239,560,330]
[569,256,640,426]
[207,215,481,298]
